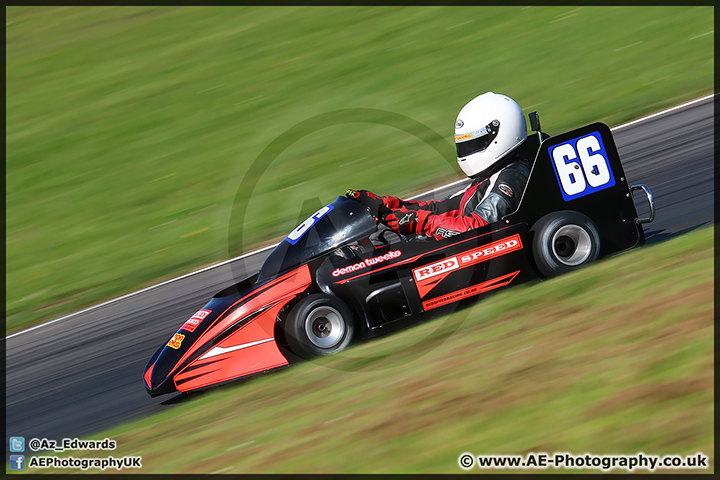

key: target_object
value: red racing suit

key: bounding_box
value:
[377,155,529,240]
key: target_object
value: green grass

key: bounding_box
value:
[6,6,714,333]
[13,226,712,474]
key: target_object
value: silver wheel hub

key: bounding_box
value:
[305,306,345,348]
[552,225,592,266]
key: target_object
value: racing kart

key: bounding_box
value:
[144,118,654,396]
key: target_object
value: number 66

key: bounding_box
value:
[552,135,611,196]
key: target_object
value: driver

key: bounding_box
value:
[347,92,530,240]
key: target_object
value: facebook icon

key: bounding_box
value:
[10,455,25,470]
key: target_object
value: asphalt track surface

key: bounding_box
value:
[6,96,714,452]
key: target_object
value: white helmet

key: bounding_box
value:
[454,92,527,177]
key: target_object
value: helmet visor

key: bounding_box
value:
[455,119,500,158]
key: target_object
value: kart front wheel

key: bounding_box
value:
[283,294,354,359]
[531,211,601,278]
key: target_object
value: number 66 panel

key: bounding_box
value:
[506,122,648,257]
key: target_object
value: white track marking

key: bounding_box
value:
[210,466,235,474]
[149,219,177,230]
[690,30,713,40]
[6,93,714,340]
[324,413,353,425]
[279,181,307,192]
[614,41,642,52]
[611,93,714,131]
[235,95,264,106]
[407,177,469,200]
[445,20,474,30]
[381,376,409,387]
[196,83,225,94]
[555,7,583,17]
[226,440,256,451]
[503,345,533,357]
[6,244,277,339]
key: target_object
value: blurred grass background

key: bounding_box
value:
[18,226,713,474]
[5,6,714,333]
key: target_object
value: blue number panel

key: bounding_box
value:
[549,131,615,202]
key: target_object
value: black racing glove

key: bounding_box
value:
[346,189,388,217]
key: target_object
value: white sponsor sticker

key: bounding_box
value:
[413,257,459,281]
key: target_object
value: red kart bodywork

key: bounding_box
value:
[145,265,311,395]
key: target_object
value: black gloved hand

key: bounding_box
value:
[346,189,388,217]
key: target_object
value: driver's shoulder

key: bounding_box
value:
[503,156,530,176]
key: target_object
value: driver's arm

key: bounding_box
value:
[411,160,527,238]
[378,192,463,215]
[348,187,488,240]
[382,209,489,240]
[472,159,528,223]
[346,189,464,216]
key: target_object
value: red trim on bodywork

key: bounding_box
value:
[422,271,520,311]
[413,234,523,299]
[174,301,290,392]
[415,275,446,298]
[144,362,155,388]
[159,265,312,388]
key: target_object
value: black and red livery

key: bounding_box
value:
[144,121,654,396]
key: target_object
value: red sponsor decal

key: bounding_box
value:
[422,271,520,310]
[413,234,524,299]
[332,250,401,278]
[457,234,523,268]
[181,309,212,333]
[167,333,185,349]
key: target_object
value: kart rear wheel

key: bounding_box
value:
[531,211,600,278]
[283,294,354,359]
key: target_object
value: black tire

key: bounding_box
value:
[283,294,354,359]
[530,211,601,278]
